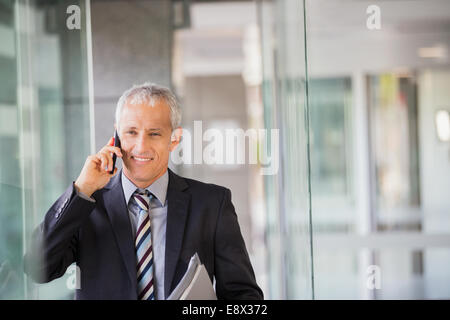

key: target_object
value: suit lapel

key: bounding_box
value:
[102,171,137,296]
[164,169,190,298]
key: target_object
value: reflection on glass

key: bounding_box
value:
[0,0,90,299]
[258,0,314,299]
[258,0,284,300]
[310,78,352,197]
[368,74,421,231]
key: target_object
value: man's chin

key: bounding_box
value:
[128,169,154,180]
[123,165,165,187]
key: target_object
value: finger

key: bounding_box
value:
[95,154,106,171]
[107,136,114,147]
[101,146,123,157]
[100,151,113,172]
[89,155,101,166]
[96,153,109,172]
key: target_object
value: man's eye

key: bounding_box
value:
[150,133,161,136]
[127,131,137,135]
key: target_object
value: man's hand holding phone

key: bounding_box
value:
[74,136,122,197]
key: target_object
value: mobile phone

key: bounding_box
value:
[110,130,121,174]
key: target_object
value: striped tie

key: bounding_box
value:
[133,189,155,300]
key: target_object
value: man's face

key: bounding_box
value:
[117,99,181,188]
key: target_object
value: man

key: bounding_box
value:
[24,82,263,300]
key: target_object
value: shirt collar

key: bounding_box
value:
[121,169,169,207]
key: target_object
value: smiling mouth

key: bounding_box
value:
[131,156,154,162]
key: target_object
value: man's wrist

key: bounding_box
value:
[74,182,95,198]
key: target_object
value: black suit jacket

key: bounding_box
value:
[24,169,263,300]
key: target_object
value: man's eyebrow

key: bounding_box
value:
[123,126,161,131]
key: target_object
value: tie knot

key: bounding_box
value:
[133,189,152,212]
[135,188,149,196]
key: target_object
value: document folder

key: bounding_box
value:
[167,253,217,300]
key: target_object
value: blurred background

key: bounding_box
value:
[0,0,449,299]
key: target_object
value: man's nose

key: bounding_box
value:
[134,134,150,154]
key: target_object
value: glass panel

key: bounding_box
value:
[171,0,270,298]
[258,0,314,299]
[258,0,284,300]
[0,0,22,300]
[0,0,91,299]
[306,0,450,299]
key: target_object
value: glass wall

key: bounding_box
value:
[0,0,91,299]
[305,0,450,299]
[258,0,450,299]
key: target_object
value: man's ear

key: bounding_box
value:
[169,127,183,151]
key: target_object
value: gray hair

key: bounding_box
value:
[115,82,182,131]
